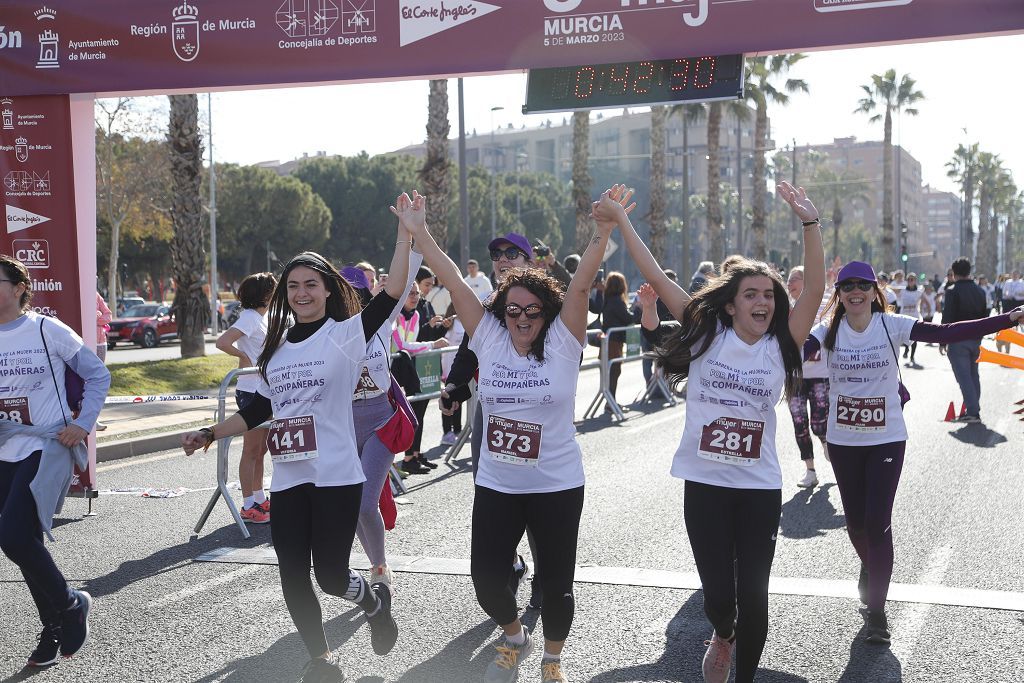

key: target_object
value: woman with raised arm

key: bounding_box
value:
[399,189,633,683]
[180,194,418,683]
[601,181,824,683]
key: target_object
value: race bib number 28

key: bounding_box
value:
[487,415,542,466]
[698,417,764,466]
[0,397,32,425]
[267,415,319,463]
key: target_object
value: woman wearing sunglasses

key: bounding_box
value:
[397,190,632,683]
[604,181,824,683]
[806,260,1023,645]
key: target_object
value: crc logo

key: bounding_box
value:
[13,239,49,268]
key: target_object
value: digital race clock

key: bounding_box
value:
[523,54,744,114]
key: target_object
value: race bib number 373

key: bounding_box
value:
[267,415,319,463]
[836,395,886,432]
[698,417,764,466]
[487,414,542,466]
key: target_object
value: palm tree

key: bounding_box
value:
[670,104,705,277]
[946,142,980,258]
[992,170,1016,274]
[747,54,808,261]
[572,111,593,253]
[803,165,872,260]
[167,94,208,358]
[648,105,668,262]
[974,151,1003,278]
[420,79,451,251]
[854,69,924,269]
[705,100,751,265]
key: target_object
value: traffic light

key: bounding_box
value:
[899,222,909,265]
[901,250,908,263]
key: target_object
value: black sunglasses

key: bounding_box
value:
[504,303,544,320]
[490,247,525,262]
[838,281,875,293]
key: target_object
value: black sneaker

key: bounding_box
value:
[858,562,869,606]
[300,655,348,683]
[527,575,544,611]
[26,624,61,667]
[366,583,398,655]
[417,454,438,470]
[864,609,891,645]
[508,554,529,597]
[59,589,92,658]
[399,458,429,475]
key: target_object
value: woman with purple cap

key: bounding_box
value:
[340,250,422,592]
[806,259,1024,645]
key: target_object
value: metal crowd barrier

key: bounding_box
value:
[583,322,679,422]
[194,346,462,539]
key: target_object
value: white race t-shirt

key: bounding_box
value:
[465,273,494,300]
[674,328,786,489]
[469,314,585,494]
[900,288,924,319]
[0,312,84,462]
[230,308,268,393]
[811,312,917,446]
[258,316,367,492]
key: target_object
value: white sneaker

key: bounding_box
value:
[701,632,734,683]
[440,430,457,446]
[797,469,818,488]
[371,564,393,589]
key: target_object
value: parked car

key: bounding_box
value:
[115,296,145,317]
[108,304,178,349]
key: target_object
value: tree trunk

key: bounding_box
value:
[751,102,768,261]
[167,94,208,358]
[706,103,723,265]
[977,188,993,278]
[421,79,451,251]
[107,220,120,302]
[681,115,691,277]
[648,106,667,262]
[572,111,593,253]
[881,107,894,270]
[963,177,975,259]
[832,199,843,261]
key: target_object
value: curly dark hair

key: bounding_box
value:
[656,258,804,400]
[484,267,564,362]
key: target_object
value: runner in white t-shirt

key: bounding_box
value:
[897,273,928,367]
[464,259,494,300]
[215,272,277,524]
[613,181,825,683]
[182,194,419,681]
[805,260,1023,646]
[400,187,632,683]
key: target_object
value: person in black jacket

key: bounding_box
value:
[942,257,990,422]
[590,271,633,408]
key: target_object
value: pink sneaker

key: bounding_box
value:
[701,632,734,683]
[240,502,269,524]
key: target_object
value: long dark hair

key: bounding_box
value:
[656,258,804,400]
[257,252,362,381]
[821,282,888,351]
[485,267,564,362]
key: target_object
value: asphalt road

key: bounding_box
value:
[2,343,1023,682]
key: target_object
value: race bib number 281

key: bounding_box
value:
[267,415,319,463]
[698,417,764,466]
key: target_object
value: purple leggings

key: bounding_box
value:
[787,378,829,460]
[827,440,906,611]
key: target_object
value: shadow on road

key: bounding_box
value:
[394,616,498,682]
[779,483,846,540]
[947,423,1007,448]
[590,592,808,682]
[836,612,903,682]
[79,521,270,599]
[191,606,365,682]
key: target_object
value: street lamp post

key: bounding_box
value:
[516,151,528,225]
[489,106,504,243]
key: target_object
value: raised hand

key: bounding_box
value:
[776,181,819,224]
[637,282,658,308]
[389,190,426,238]
[590,184,637,232]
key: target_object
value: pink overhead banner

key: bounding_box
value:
[0,0,1022,97]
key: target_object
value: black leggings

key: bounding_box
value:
[471,485,584,642]
[271,482,376,658]
[684,481,782,683]
[828,440,906,612]
[406,399,429,455]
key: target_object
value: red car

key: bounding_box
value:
[107,304,178,349]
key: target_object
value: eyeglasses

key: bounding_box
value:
[838,281,874,293]
[504,303,544,320]
[490,247,525,262]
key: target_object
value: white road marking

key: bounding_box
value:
[145,564,265,609]
[890,544,953,665]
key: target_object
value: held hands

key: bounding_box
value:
[776,181,819,225]
[389,190,427,239]
[439,399,460,416]
[637,282,659,308]
[590,184,636,235]
[57,424,89,448]
[432,338,449,349]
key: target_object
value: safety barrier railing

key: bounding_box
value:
[582,322,679,422]
[194,346,462,539]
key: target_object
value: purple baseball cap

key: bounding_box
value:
[835,261,877,286]
[340,266,371,291]
[488,233,533,260]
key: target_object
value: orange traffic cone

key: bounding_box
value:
[960,403,967,417]
[944,402,956,422]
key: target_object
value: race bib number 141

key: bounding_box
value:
[267,415,319,463]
